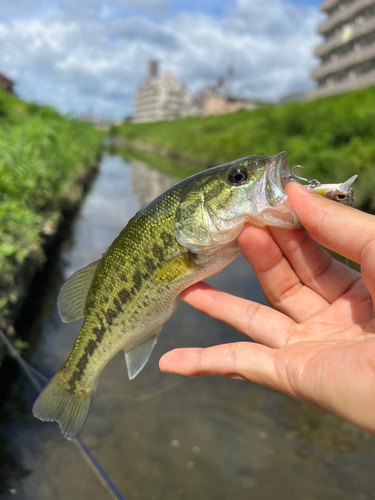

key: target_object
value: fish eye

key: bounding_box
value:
[228,167,248,184]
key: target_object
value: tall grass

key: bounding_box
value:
[0,90,101,317]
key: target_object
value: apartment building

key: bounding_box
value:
[310,0,375,98]
[133,60,193,123]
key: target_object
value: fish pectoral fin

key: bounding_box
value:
[124,330,161,380]
[58,259,101,323]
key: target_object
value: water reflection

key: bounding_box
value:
[1,152,374,500]
[115,145,200,180]
[129,158,176,207]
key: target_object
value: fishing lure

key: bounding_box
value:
[289,165,358,206]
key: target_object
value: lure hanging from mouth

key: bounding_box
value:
[289,165,358,206]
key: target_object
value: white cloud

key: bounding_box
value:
[0,0,323,118]
[109,17,180,50]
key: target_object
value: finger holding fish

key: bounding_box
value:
[179,281,296,348]
[236,178,362,318]
[179,252,364,350]
[287,181,375,303]
[266,223,361,306]
[236,189,367,328]
[237,223,330,323]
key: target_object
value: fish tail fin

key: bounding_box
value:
[32,370,95,440]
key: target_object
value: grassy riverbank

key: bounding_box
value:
[115,85,375,211]
[0,89,101,326]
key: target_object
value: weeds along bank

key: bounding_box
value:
[115,85,375,212]
[0,90,101,333]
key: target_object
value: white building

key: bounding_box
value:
[133,60,193,123]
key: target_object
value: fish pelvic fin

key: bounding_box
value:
[32,370,96,440]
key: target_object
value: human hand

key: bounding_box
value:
[159,182,375,434]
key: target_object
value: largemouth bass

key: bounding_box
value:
[33,151,300,440]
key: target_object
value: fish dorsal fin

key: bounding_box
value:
[124,330,160,380]
[57,259,101,323]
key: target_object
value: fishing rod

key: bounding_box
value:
[0,330,127,500]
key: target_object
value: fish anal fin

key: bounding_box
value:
[124,330,161,380]
[58,259,101,323]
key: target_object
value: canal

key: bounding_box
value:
[1,151,375,500]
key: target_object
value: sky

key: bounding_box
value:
[0,0,324,118]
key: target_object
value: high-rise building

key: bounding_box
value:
[310,0,375,98]
[133,61,193,122]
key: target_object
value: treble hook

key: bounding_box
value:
[289,165,321,188]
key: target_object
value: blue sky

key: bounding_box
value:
[0,0,324,118]
[291,0,321,6]
[170,0,322,15]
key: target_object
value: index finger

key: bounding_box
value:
[286,182,375,300]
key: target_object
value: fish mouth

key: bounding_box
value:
[263,151,301,228]
[266,151,291,194]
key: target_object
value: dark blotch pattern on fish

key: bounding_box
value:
[119,288,131,304]
[67,338,97,390]
[113,297,123,315]
[161,231,174,249]
[145,256,157,272]
[106,307,117,326]
[133,270,143,291]
[93,323,106,343]
[152,244,164,262]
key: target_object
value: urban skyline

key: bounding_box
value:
[0,0,323,119]
[132,59,273,122]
